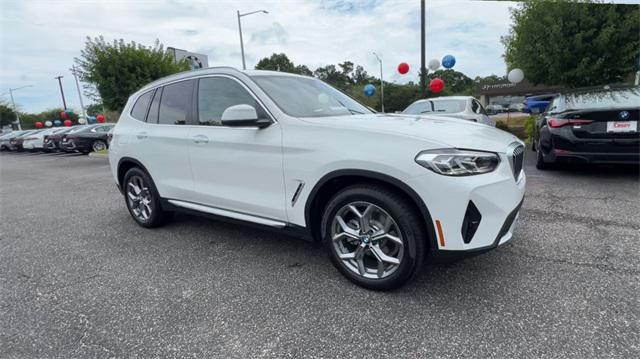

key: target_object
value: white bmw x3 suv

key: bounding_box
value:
[109,67,525,290]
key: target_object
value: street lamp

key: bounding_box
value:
[8,85,33,130]
[237,9,269,70]
[372,52,384,113]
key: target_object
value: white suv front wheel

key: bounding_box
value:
[321,184,426,290]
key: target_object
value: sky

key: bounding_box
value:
[1,0,638,113]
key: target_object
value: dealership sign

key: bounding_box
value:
[167,47,209,70]
[476,80,562,96]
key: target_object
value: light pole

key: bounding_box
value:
[237,9,268,70]
[373,52,384,113]
[54,75,67,110]
[8,85,32,130]
[70,65,87,119]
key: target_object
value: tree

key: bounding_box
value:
[85,103,104,116]
[426,69,474,95]
[0,104,17,128]
[74,36,189,113]
[502,0,640,87]
[254,53,312,76]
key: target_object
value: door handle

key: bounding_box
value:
[192,134,209,144]
[136,132,148,140]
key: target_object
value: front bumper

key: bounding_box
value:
[407,154,526,252]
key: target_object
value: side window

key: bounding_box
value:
[475,100,487,115]
[197,77,263,126]
[158,80,193,125]
[471,100,479,113]
[130,90,153,121]
[147,88,161,123]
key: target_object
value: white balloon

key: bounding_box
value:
[508,68,524,84]
[428,58,440,71]
[78,117,87,124]
[45,121,53,127]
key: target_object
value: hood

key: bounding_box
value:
[302,113,522,153]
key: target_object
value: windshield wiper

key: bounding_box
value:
[348,109,364,114]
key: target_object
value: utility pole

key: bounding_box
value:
[420,0,427,97]
[7,85,32,130]
[54,75,67,110]
[373,52,385,112]
[70,66,86,119]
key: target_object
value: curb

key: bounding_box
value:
[88,152,108,159]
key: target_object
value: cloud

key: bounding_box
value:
[1,0,523,113]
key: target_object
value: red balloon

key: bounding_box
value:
[96,114,105,123]
[63,120,72,127]
[35,121,43,128]
[397,62,410,75]
[429,78,445,93]
[60,111,67,120]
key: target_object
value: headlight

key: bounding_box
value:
[415,148,500,176]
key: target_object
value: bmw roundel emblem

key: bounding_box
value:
[618,111,630,120]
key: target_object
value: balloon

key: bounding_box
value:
[60,111,67,120]
[88,116,96,124]
[78,117,87,125]
[363,84,376,97]
[45,121,53,127]
[428,58,440,71]
[35,121,43,128]
[429,78,445,93]
[96,114,105,123]
[397,62,410,75]
[53,120,62,127]
[508,68,524,84]
[65,109,73,114]
[442,55,456,69]
[63,120,72,127]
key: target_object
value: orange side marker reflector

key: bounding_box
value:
[435,220,445,247]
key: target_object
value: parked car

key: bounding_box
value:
[533,86,639,169]
[10,129,43,151]
[60,124,115,154]
[402,96,495,126]
[0,130,26,151]
[22,127,67,152]
[485,104,506,115]
[109,68,525,290]
[524,94,555,114]
[43,126,77,152]
[507,103,525,113]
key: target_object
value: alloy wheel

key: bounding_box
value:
[330,201,404,279]
[126,175,153,222]
[93,141,106,152]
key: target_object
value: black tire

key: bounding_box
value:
[91,140,107,152]
[321,184,426,290]
[535,139,550,170]
[123,167,173,228]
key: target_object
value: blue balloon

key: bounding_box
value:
[88,116,96,124]
[363,84,376,97]
[65,109,73,114]
[442,55,456,69]
[53,120,62,127]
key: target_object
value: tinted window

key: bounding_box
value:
[198,77,261,126]
[403,99,467,114]
[471,100,479,113]
[147,88,161,123]
[131,90,153,121]
[159,80,193,125]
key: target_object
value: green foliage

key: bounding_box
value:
[426,69,474,95]
[0,104,17,127]
[74,36,190,113]
[503,0,640,87]
[255,53,312,76]
[85,103,104,116]
[524,115,537,141]
[495,121,509,132]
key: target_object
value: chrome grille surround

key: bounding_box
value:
[506,142,525,180]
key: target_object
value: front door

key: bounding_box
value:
[187,76,286,221]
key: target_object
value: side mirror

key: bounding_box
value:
[221,104,271,128]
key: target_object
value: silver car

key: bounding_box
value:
[402,96,495,126]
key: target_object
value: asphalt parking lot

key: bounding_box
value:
[1,151,638,358]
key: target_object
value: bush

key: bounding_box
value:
[524,115,536,141]
[495,121,509,131]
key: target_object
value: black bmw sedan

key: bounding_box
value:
[60,123,115,154]
[533,86,639,169]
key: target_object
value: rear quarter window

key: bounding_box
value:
[130,90,153,121]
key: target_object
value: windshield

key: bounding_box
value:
[403,99,467,115]
[251,75,373,118]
